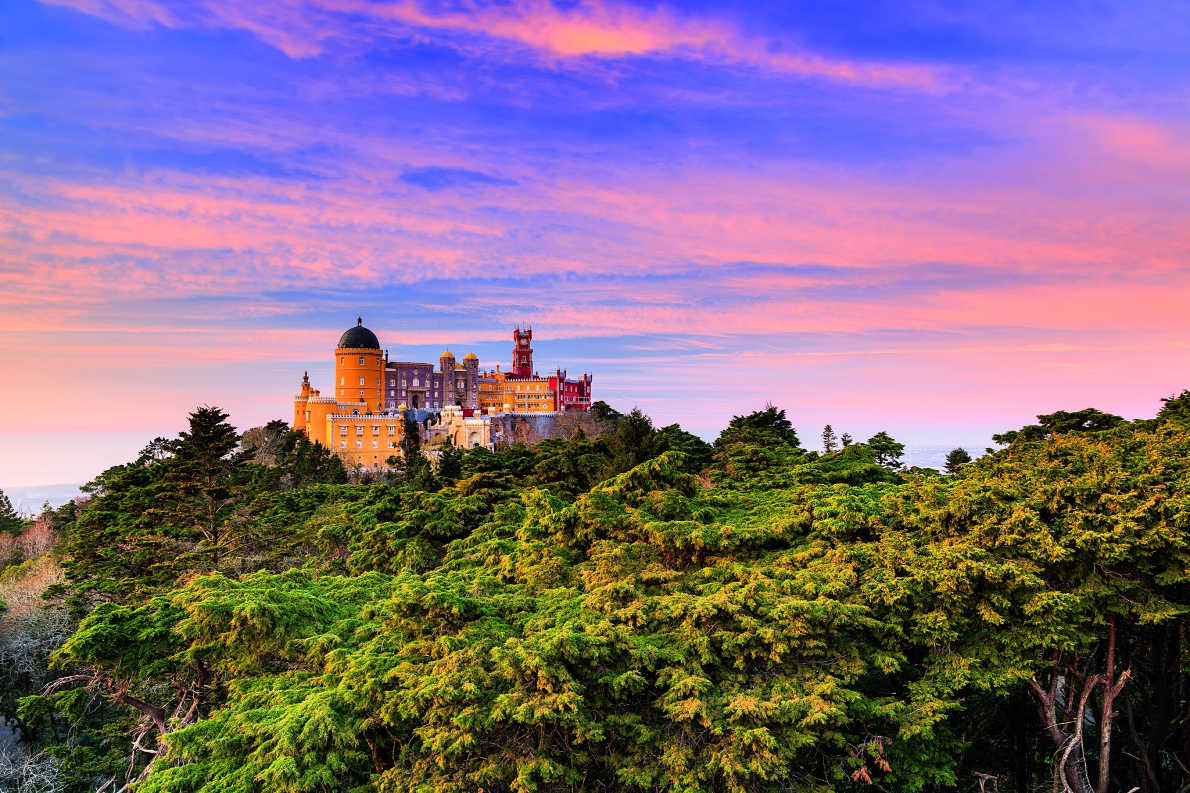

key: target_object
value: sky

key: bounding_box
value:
[1,0,1188,487]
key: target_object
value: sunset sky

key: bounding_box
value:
[2,0,1188,487]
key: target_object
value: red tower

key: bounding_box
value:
[512,326,533,377]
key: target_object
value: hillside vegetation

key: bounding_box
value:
[2,396,1189,793]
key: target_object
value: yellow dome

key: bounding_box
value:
[464,352,478,360]
[441,349,455,359]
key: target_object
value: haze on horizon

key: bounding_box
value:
[1,0,1188,488]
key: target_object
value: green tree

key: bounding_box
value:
[435,436,464,485]
[610,407,664,472]
[168,406,243,570]
[61,407,245,609]
[886,422,1190,793]
[0,488,22,536]
[992,407,1125,444]
[285,435,348,487]
[397,411,437,490]
[715,405,801,449]
[943,446,972,474]
[866,430,904,468]
[822,424,838,453]
[589,400,622,426]
[61,462,185,609]
[657,423,714,473]
[135,436,174,466]
[1157,388,1190,424]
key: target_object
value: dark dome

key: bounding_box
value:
[337,317,380,349]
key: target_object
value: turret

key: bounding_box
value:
[293,371,312,431]
[335,317,385,413]
[463,352,480,409]
[512,326,533,378]
[440,350,457,406]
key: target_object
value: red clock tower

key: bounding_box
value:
[512,327,533,377]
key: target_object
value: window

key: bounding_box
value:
[340,426,348,436]
[358,357,365,365]
[372,440,378,449]
[389,390,394,397]
[339,377,344,385]
[340,357,345,365]
[356,440,362,449]
[388,425,396,435]
[388,440,395,448]
[356,425,364,435]
[340,440,346,449]
[372,425,379,435]
[359,376,365,386]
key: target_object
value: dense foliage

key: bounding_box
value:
[3,397,1189,793]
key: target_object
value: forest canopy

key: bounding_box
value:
[3,393,1190,793]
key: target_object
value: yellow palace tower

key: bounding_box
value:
[334,317,385,412]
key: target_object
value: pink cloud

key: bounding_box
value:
[42,0,178,28]
[4,124,1188,315]
[40,0,948,89]
[1073,114,1190,177]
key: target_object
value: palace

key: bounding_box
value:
[293,318,592,467]
[478,327,593,413]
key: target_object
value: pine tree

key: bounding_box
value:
[168,406,243,570]
[400,411,429,485]
[436,437,463,485]
[0,489,23,535]
[821,424,838,453]
[944,447,972,474]
[840,432,853,447]
[715,405,800,449]
[612,407,662,471]
[866,430,904,468]
[287,436,347,486]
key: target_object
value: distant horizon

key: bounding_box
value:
[3,439,1002,498]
